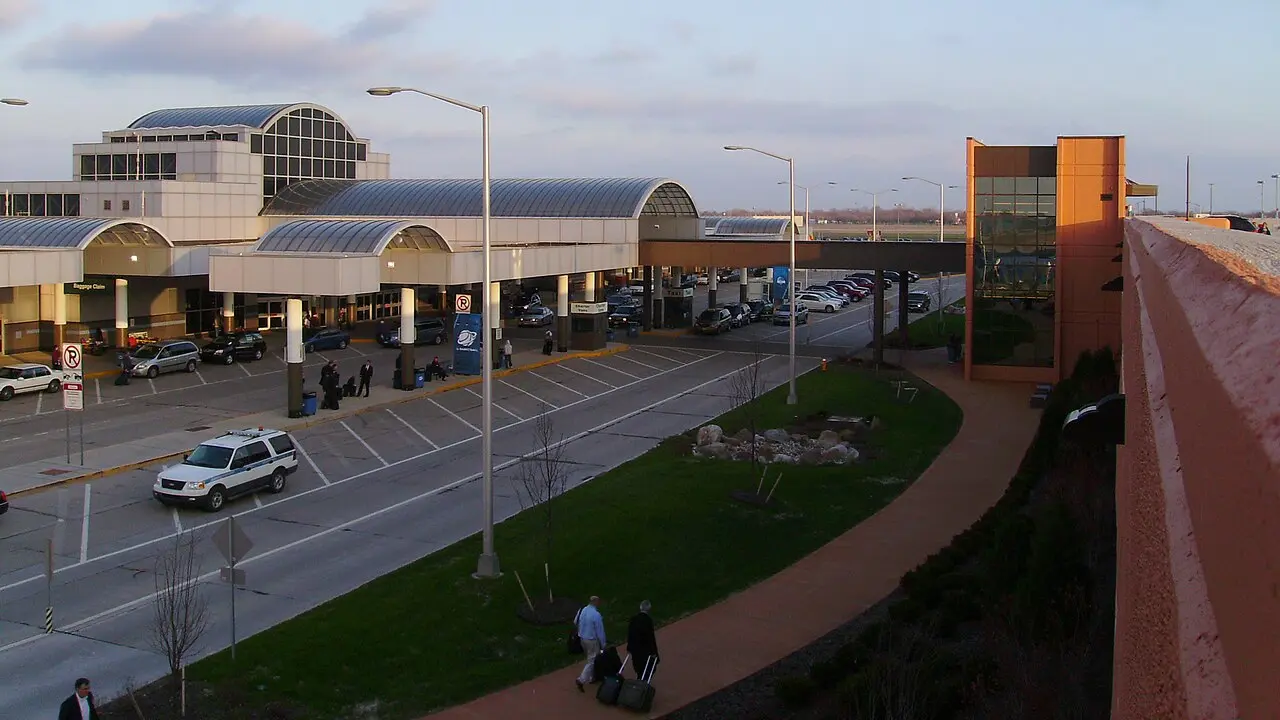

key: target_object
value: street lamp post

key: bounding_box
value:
[903,176,955,327]
[851,188,897,242]
[726,145,798,405]
[1208,183,1215,214]
[1259,180,1266,222]
[1272,174,1280,221]
[369,86,500,578]
[778,181,810,286]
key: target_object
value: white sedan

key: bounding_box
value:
[0,363,63,401]
[795,292,841,312]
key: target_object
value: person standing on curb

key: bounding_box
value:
[574,596,606,692]
[627,600,659,680]
[358,360,373,398]
[502,338,514,369]
[58,677,99,720]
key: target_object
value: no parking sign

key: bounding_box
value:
[61,344,83,411]
[455,294,472,314]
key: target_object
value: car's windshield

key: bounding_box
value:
[614,307,636,316]
[0,367,21,379]
[184,444,233,469]
[132,345,160,359]
[697,310,720,322]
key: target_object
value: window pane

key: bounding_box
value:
[142,135,157,143]
[356,143,367,161]
[29,193,45,216]
[157,135,172,142]
[12,194,27,214]
[300,118,313,136]
[288,116,300,135]
[112,154,127,177]
[287,157,300,175]
[80,155,95,178]
[64,194,80,216]
[1038,177,1056,195]
[975,196,993,213]
[250,134,263,153]
[127,153,139,179]
[345,161,355,179]
[172,134,188,142]
[1015,196,1038,215]
[288,137,301,156]
[96,155,111,175]
[323,140,335,159]
[263,177,276,197]
[263,156,276,174]
[221,133,237,142]
[323,159,336,177]
[161,153,177,176]
[1015,177,1038,194]
[144,152,160,176]
[263,135,276,154]
[991,195,1016,213]
[47,193,63,216]
[992,177,1015,194]
[300,158,312,176]
[1038,196,1056,215]
[323,121,335,139]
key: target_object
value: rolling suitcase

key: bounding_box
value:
[593,644,622,681]
[618,655,658,712]
[596,653,630,706]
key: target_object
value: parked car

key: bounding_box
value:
[882,271,902,284]
[803,287,849,306]
[824,281,868,301]
[746,299,771,321]
[796,292,841,313]
[509,292,543,317]
[694,307,733,335]
[153,428,299,512]
[695,274,710,285]
[723,303,749,327]
[906,290,932,313]
[379,318,446,347]
[773,303,810,325]
[129,340,200,378]
[200,331,267,365]
[0,363,62,401]
[846,272,892,289]
[609,305,642,328]
[717,269,742,284]
[0,489,7,515]
[905,271,921,283]
[845,276,876,291]
[303,327,351,352]
[518,306,555,327]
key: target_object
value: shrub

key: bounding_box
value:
[888,597,926,624]
[775,674,818,708]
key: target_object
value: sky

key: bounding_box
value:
[1,0,1278,213]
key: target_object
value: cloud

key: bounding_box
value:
[592,46,651,66]
[0,0,37,35]
[20,2,451,88]
[706,53,757,77]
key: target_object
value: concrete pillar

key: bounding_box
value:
[286,298,304,417]
[115,279,130,347]
[740,267,749,304]
[437,285,448,312]
[897,270,910,351]
[642,266,654,331]
[52,282,67,346]
[583,271,596,302]
[556,274,570,352]
[489,280,502,368]
[220,291,234,335]
[399,287,416,389]
[243,294,259,330]
[873,270,886,367]
[708,267,718,309]
[345,294,356,330]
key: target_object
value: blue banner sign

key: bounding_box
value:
[771,266,790,302]
[453,313,483,376]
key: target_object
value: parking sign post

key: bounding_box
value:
[60,344,84,465]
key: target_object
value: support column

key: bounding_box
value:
[399,287,416,390]
[286,298,304,418]
[897,270,910,352]
[556,274,570,352]
[344,294,356,330]
[583,271,596,303]
[873,271,886,367]
[642,266,654,331]
[220,291,234,335]
[52,282,67,347]
[437,285,448,312]
[708,267,718,309]
[740,267,749,304]
[489,281,502,369]
[115,279,130,348]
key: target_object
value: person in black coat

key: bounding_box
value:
[58,677,100,720]
[358,360,373,397]
[626,601,659,680]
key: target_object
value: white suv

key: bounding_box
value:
[153,428,299,511]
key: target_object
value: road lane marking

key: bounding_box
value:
[254,494,264,509]
[35,392,42,415]
[274,353,287,364]
[428,397,482,434]
[465,387,523,421]
[653,345,700,359]
[582,357,640,380]
[291,436,330,485]
[0,350,760,655]
[94,378,101,404]
[79,484,91,564]
[559,364,616,388]
[0,350,728,598]
[171,508,182,533]
[630,348,681,364]
[527,370,589,398]
[147,379,157,395]
[386,409,439,449]
[238,362,253,377]
[341,420,387,466]
[194,369,208,385]
[499,378,558,409]
[613,353,661,371]
[314,351,331,363]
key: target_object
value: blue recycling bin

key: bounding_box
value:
[301,391,318,417]
[414,368,426,388]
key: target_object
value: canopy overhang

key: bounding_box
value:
[0,249,84,286]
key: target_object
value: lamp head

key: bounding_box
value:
[901,176,914,181]
[1,98,29,106]
[366,87,403,97]
[723,145,745,151]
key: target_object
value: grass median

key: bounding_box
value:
[183,365,962,719]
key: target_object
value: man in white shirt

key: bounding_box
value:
[574,596,607,691]
[58,677,99,720]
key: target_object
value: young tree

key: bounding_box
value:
[728,342,768,472]
[149,531,210,680]
[512,404,570,599]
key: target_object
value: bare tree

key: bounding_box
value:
[512,404,570,599]
[728,342,768,472]
[149,531,209,679]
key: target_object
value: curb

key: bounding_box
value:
[10,344,629,497]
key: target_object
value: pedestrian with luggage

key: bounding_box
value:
[574,596,607,692]
[358,360,373,397]
[626,600,659,680]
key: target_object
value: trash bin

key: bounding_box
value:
[627,322,641,338]
[301,391,318,417]
[414,368,426,388]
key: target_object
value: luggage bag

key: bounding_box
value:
[596,653,630,706]
[618,655,658,712]
[593,645,622,680]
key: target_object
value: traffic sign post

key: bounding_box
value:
[455,293,472,314]
[213,516,254,662]
[60,344,84,464]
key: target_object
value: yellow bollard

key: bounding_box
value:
[821,358,828,372]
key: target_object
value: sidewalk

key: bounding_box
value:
[3,343,624,496]
[424,348,1039,719]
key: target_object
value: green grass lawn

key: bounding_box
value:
[882,310,965,349]
[191,367,962,719]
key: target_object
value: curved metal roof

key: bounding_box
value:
[129,103,303,129]
[0,217,173,250]
[712,217,793,236]
[253,219,451,256]
[261,178,699,219]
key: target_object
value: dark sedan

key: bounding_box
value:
[723,303,749,327]
[746,299,770,321]
[518,306,555,327]
[199,331,267,365]
[906,291,932,313]
[303,327,351,352]
[609,305,641,328]
[694,308,732,335]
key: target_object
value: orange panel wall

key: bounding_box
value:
[963,138,982,381]
[1056,136,1125,369]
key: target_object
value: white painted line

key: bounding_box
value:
[194,369,208,385]
[499,378,558,409]
[94,378,101,404]
[147,379,157,395]
[0,351,757,656]
[341,420,387,466]
[237,362,253,377]
[0,350,727,600]
[35,392,42,415]
[79,484,91,564]
[386,408,439,449]
[528,370,589,398]
[582,357,640,380]
[630,348,682,364]
[253,494,264,509]
[314,351,331,363]
[654,345,701,359]
[559,363,616,388]
[292,436,330,485]
[345,344,367,356]
[274,353,287,364]
[613,353,661,371]
[428,397,482,434]
[171,508,182,533]
[466,387,523,421]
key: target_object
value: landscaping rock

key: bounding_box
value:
[734,427,754,442]
[758,445,776,462]
[869,416,884,431]
[821,444,851,464]
[799,448,824,465]
[774,453,796,465]
[764,428,790,443]
[839,428,859,442]
[845,446,861,462]
[817,429,841,449]
[697,424,724,446]
[724,436,741,447]
[703,442,730,459]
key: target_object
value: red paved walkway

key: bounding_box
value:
[425,350,1039,719]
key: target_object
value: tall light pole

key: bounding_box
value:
[1259,180,1266,221]
[778,181,810,287]
[903,177,956,327]
[1271,174,1279,221]
[727,145,797,405]
[1208,183,1215,214]
[369,86,500,578]
[1,98,29,106]
[851,188,897,241]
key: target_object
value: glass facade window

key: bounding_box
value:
[79,152,177,181]
[0,193,81,217]
[972,175,1056,368]
[248,107,366,206]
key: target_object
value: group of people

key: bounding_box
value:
[572,596,660,691]
[318,360,374,410]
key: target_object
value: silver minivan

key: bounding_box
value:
[129,340,201,378]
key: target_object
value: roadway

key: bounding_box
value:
[0,345,814,716]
